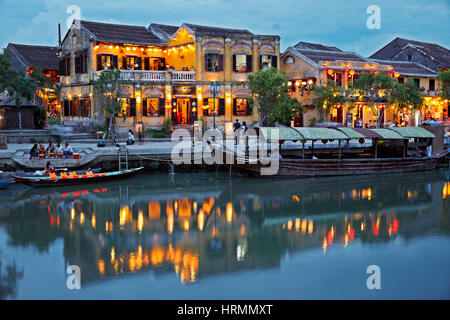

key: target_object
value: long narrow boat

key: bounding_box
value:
[234,154,447,177]
[12,167,144,187]
[232,126,448,178]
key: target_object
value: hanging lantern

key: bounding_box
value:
[394,72,400,78]
[358,138,365,144]
[327,69,334,76]
[321,139,328,144]
[349,70,355,76]
[301,139,307,144]
[202,105,210,110]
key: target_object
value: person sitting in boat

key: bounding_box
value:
[127,130,135,145]
[29,144,39,160]
[63,143,74,159]
[44,161,55,175]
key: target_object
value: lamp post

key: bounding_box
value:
[210,81,220,129]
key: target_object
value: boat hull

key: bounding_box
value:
[234,154,447,178]
[12,167,144,187]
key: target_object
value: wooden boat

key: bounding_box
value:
[0,180,12,189]
[234,154,447,177]
[231,126,448,178]
[12,167,144,187]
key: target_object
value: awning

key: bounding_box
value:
[388,127,435,139]
[292,127,348,140]
[369,129,404,139]
[336,127,367,139]
[259,127,304,141]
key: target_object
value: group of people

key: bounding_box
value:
[29,142,74,160]
[233,119,248,133]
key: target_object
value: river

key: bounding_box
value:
[0,169,449,299]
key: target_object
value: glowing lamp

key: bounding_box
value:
[327,69,334,75]
[308,79,313,85]
[108,45,112,49]
[288,81,292,86]
[302,81,307,86]
[133,47,137,51]
[126,47,130,51]
[349,70,355,76]
[295,81,300,86]
[394,72,400,78]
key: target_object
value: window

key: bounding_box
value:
[233,98,250,116]
[205,54,223,72]
[260,55,277,70]
[203,98,219,116]
[75,51,88,74]
[143,98,159,117]
[284,56,294,64]
[414,78,420,88]
[407,54,412,61]
[123,56,142,70]
[233,54,252,73]
[96,54,118,71]
[63,98,90,117]
[429,79,435,91]
[59,56,71,76]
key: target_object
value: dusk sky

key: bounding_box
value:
[0,0,449,56]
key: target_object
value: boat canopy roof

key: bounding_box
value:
[259,126,435,141]
[388,127,435,138]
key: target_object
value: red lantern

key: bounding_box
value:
[321,139,328,144]
[358,138,365,144]
[327,69,334,76]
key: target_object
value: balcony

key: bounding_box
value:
[170,71,196,82]
[93,70,196,83]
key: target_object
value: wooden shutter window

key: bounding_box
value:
[129,98,136,117]
[246,55,252,72]
[136,57,143,70]
[204,54,209,71]
[218,98,225,116]
[112,55,118,70]
[122,56,127,69]
[271,55,277,69]
[232,55,237,72]
[232,98,237,116]
[59,59,66,76]
[158,98,165,116]
[96,54,102,71]
[246,101,253,116]
[259,55,262,70]
[144,57,150,70]
[75,55,81,74]
[142,99,148,117]
[218,54,224,71]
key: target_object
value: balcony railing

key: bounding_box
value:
[170,70,196,82]
[93,70,196,82]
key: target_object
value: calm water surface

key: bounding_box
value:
[0,169,449,299]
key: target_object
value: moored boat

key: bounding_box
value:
[232,126,448,178]
[12,167,144,187]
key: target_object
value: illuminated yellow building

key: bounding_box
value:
[59,20,280,130]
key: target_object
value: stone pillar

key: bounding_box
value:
[224,37,232,82]
[165,85,171,120]
[195,36,203,81]
[252,39,259,73]
[135,85,143,122]
[275,39,280,71]
[197,85,204,118]
[225,84,232,121]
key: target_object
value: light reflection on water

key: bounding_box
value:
[0,169,449,299]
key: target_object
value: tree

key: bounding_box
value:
[437,70,450,100]
[312,82,345,121]
[351,72,394,128]
[248,68,303,126]
[389,78,424,126]
[94,70,127,142]
[0,51,35,129]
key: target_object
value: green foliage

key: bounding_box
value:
[33,105,47,129]
[351,72,395,127]
[437,71,450,100]
[312,82,345,120]
[48,117,63,125]
[163,118,173,134]
[248,67,303,126]
[146,128,168,138]
[389,78,424,110]
[94,70,125,116]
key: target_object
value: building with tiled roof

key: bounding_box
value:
[369,37,450,72]
[58,19,280,128]
[6,43,59,74]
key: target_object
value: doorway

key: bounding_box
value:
[173,98,191,125]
